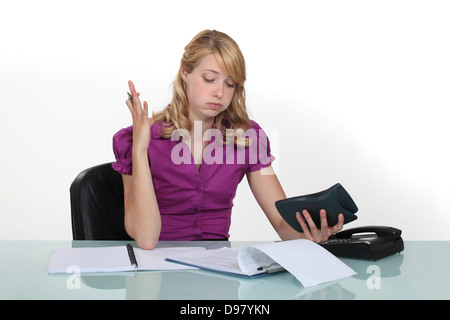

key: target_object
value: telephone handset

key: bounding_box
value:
[275,183,358,233]
[275,184,404,260]
[320,226,404,260]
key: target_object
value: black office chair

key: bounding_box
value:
[70,162,133,240]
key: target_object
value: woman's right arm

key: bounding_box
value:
[123,80,161,250]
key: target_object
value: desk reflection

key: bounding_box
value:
[79,268,359,300]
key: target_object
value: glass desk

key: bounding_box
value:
[1,240,449,300]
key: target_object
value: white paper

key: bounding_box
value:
[246,240,357,287]
[48,246,132,273]
[134,247,204,271]
[48,246,203,273]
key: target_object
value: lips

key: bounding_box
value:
[207,103,223,109]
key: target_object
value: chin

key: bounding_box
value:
[204,108,223,116]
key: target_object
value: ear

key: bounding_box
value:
[180,68,189,83]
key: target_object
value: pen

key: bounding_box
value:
[126,243,138,268]
[127,91,133,103]
[257,263,284,274]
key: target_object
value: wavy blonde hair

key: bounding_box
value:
[153,30,251,145]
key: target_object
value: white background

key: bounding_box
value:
[1,0,449,241]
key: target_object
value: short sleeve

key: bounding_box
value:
[246,121,276,173]
[112,125,133,175]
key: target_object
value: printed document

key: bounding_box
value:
[166,239,356,287]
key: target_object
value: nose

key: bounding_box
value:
[213,83,224,99]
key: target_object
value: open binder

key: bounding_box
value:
[165,240,356,288]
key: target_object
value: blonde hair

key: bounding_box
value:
[153,30,251,144]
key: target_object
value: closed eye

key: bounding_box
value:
[203,76,235,88]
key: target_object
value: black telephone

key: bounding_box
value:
[320,226,404,260]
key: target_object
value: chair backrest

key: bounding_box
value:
[70,163,132,240]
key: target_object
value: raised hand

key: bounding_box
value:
[125,80,154,153]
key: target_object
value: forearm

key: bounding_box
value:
[254,191,303,241]
[124,150,161,249]
[247,168,307,241]
[275,222,303,241]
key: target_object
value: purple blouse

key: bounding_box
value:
[112,120,274,241]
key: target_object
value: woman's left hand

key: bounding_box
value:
[296,209,344,243]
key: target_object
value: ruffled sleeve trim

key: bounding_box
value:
[111,161,132,175]
[246,120,276,173]
[112,125,133,175]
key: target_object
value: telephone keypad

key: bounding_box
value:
[321,238,355,245]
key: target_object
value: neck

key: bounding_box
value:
[188,115,215,136]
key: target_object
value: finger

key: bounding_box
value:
[302,209,319,234]
[125,98,133,113]
[337,213,345,229]
[143,101,149,117]
[128,80,137,96]
[126,95,141,117]
[128,81,142,106]
[301,210,319,241]
[319,209,329,238]
[296,212,312,240]
[329,213,345,235]
[320,209,328,230]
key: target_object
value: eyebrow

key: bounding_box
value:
[202,69,221,75]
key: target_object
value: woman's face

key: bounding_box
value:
[181,53,236,123]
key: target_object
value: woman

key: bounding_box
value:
[113,30,344,249]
